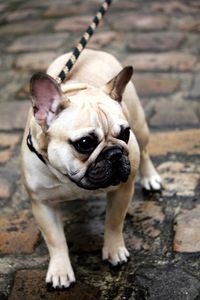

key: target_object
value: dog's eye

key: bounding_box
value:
[118,127,130,144]
[73,136,98,154]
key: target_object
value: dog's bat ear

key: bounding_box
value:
[30,72,67,129]
[103,66,133,103]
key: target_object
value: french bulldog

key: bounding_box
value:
[21,49,162,289]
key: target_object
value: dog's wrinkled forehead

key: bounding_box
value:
[47,87,127,140]
[65,87,128,139]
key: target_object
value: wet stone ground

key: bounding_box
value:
[0,0,200,299]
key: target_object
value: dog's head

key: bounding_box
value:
[30,67,139,190]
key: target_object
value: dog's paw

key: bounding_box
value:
[46,256,75,289]
[102,245,130,266]
[141,173,162,191]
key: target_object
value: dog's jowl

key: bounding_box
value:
[21,49,162,289]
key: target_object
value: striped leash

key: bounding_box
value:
[56,0,112,84]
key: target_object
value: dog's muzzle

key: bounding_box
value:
[78,145,131,190]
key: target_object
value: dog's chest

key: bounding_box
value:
[35,177,102,202]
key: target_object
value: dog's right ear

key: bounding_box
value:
[30,72,67,130]
[102,66,133,103]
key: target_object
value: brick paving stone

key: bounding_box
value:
[151,1,199,14]
[0,178,12,199]
[0,133,21,149]
[0,55,15,72]
[177,18,200,32]
[127,32,185,52]
[44,5,81,17]
[54,15,93,32]
[0,150,12,164]
[134,266,200,300]
[9,270,101,300]
[22,0,75,9]
[124,52,197,72]
[133,75,181,97]
[15,51,58,71]
[0,101,30,130]
[157,161,199,197]
[16,83,30,99]
[130,201,164,238]
[128,235,145,251]
[6,33,69,53]
[0,20,51,36]
[5,9,39,22]
[130,236,151,251]
[174,205,200,252]
[111,14,169,31]
[88,31,119,49]
[188,74,200,99]
[44,3,96,17]
[0,71,15,87]
[111,1,140,11]
[0,133,21,164]
[0,75,29,103]
[0,4,7,13]
[0,210,40,254]
[149,99,199,128]
[149,129,200,156]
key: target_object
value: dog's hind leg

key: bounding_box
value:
[133,116,162,191]
[124,83,162,191]
[139,148,162,191]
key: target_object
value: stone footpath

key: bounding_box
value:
[0,0,200,299]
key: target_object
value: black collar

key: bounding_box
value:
[27,131,47,165]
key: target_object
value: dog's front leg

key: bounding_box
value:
[103,178,134,266]
[32,200,75,289]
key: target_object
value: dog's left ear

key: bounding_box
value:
[30,72,68,130]
[103,66,133,102]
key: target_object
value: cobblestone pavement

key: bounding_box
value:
[0,0,200,299]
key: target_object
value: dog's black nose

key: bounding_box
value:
[103,146,123,162]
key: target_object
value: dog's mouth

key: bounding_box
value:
[68,146,131,190]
